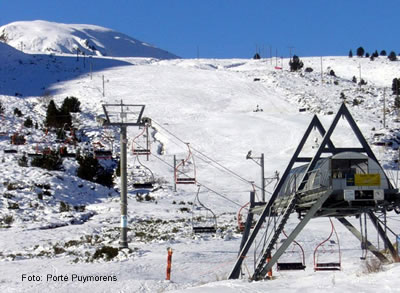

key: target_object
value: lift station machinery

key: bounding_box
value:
[229,103,400,281]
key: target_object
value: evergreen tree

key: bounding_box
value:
[13,108,23,117]
[395,96,400,109]
[61,96,81,113]
[372,50,379,58]
[45,100,59,128]
[253,53,261,60]
[23,117,33,128]
[356,47,365,57]
[76,154,114,187]
[45,100,72,129]
[388,51,397,61]
[31,151,63,171]
[365,52,370,58]
[0,101,4,114]
[289,55,304,71]
[348,50,353,58]
[380,50,387,56]
[392,78,400,95]
[77,154,99,182]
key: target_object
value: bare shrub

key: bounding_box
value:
[363,256,383,274]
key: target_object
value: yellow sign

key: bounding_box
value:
[354,174,380,186]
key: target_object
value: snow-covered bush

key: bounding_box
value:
[77,155,114,187]
[92,246,119,261]
[31,151,63,170]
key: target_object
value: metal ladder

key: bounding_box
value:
[252,193,299,280]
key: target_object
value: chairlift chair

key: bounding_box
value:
[191,186,217,233]
[11,132,26,145]
[132,125,151,155]
[237,202,257,232]
[175,143,196,184]
[237,202,249,232]
[313,218,342,271]
[93,140,112,160]
[276,230,306,271]
[130,154,155,189]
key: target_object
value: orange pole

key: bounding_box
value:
[166,247,173,280]
[267,256,272,278]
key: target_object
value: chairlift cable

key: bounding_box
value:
[152,119,271,193]
[152,119,253,181]
[136,154,155,182]
[149,151,242,208]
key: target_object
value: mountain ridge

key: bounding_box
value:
[0,20,179,59]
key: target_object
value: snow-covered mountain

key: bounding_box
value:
[0,46,400,292]
[0,20,178,59]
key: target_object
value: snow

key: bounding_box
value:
[0,21,400,292]
[0,20,179,59]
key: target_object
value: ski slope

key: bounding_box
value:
[0,45,399,292]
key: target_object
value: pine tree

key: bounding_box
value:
[77,155,99,181]
[23,117,33,128]
[289,55,304,71]
[388,51,397,61]
[76,154,113,187]
[45,100,60,128]
[380,50,387,56]
[395,96,400,109]
[61,96,81,113]
[348,50,353,58]
[356,47,365,57]
[392,78,400,95]
[45,100,72,129]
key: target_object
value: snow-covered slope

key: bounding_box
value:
[0,41,26,61]
[0,53,400,292]
[0,20,179,59]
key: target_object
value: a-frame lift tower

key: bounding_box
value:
[229,103,400,280]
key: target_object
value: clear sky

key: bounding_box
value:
[1,0,398,59]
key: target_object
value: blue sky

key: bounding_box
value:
[1,0,398,59]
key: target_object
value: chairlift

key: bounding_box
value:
[4,149,18,154]
[276,230,306,271]
[237,202,257,232]
[191,185,217,233]
[313,218,341,271]
[93,140,112,160]
[59,144,76,158]
[130,155,155,189]
[175,143,196,184]
[132,125,151,155]
[11,132,26,145]
[237,202,249,232]
[29,128,51,157]
[237,183,260,232]
[63,127,77,146]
